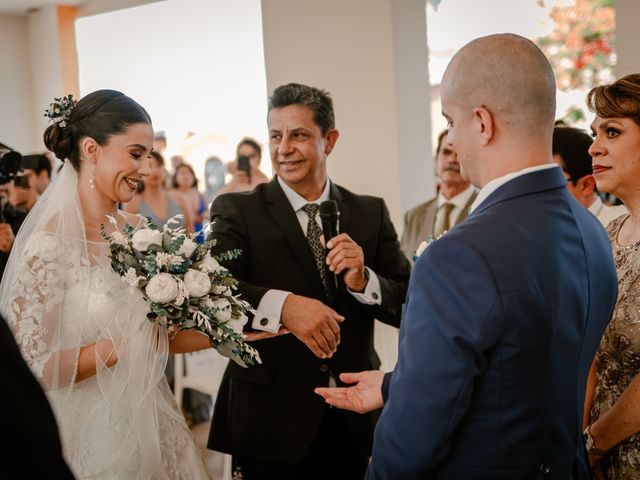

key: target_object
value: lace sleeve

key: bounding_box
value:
[6,232,86,389]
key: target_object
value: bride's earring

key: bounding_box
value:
[89,163,96,190]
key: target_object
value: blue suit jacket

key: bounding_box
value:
[367,167,617,480]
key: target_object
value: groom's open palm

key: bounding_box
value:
[315,370,385,414]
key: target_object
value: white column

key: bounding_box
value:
[27,5,65,150]
[615,0,640,78]
[392,0,434,216]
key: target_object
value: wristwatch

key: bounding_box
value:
[583,424,608,455]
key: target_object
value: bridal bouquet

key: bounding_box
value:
[102,216,261,368]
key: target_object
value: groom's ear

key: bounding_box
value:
[79,137,99,163]
[473,106,495,146]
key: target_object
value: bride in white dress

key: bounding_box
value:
[0,90,215,479]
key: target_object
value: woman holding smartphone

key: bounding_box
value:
[216,137,269,196]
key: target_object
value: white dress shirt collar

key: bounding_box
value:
[470,163,558,214]
[277,176,331,211]
[588,195,604,217]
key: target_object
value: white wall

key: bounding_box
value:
[615,0,640,78]
[392,0,434,213]
[0,14,35,152]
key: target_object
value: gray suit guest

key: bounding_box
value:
[400,129,477,259]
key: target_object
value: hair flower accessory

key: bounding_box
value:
[44,94,78,128]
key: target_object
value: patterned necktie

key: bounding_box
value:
[435,202,455,238]
[302,203,330,295]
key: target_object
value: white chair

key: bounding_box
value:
[174,350,232,480]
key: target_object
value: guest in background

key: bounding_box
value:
[0,154,43,278]
[215,137,269,195]
[553,126,627,227]
[172,162,208,242]
[26,153,52,195]
[584,73,640,480]
[170,154,184,171]
[204,155,225,202]
[153,130,167,155]
[124,151,193,231]
[399,129,476,260]
[8,168,38,213]
[165,155,184,190]
[316,34,617,479]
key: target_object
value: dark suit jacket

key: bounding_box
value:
[400,190,477,260]
[368,167,617,479]
[207,178,410,463]
[0,316,75,479]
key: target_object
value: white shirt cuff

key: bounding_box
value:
[252,289,290,333]
[348,267,382,305]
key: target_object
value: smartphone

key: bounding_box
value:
[237,155,251,181]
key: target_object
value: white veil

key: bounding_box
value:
[0,163,184,478]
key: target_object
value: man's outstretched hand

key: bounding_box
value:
[314,370,385,414]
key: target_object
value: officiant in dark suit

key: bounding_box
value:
[207,82,410,479]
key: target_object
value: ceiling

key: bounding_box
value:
[0,1,86,15]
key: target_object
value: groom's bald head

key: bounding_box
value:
[442,33,556,140]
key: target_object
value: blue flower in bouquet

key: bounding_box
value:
[102,215,260,368]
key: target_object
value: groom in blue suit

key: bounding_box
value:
[316,34,617,479]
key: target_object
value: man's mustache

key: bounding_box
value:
[442,163,460,172]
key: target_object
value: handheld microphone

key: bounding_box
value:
[320,200,340,294]
[319,200,339,242]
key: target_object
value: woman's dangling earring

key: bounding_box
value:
[89,163,96,190]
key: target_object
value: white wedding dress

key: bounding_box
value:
[53,264,210,479]
[0,164,210,479]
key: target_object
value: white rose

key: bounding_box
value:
[184,269,211,298]
[227,312,248,334]
[212,298,232,322]
[177,238,198,257]
[199,253,226,274]
[131,228,163,252]
[145,273,178,303]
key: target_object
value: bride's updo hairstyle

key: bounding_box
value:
[43,89,151,171]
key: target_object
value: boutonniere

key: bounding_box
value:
[412,232,445,262]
